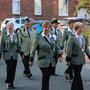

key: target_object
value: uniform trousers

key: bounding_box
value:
[40,64,55,90]
[71,64,83,90]
[22,54,31,75]
[5,57,17,85]
[65,64,73,80]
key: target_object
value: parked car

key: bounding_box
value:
[32,20,50,34]
[1,17,36,31]
[60,17,90,26]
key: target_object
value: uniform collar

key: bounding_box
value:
[7,31,15,36]
[68,27,75,34]
[25,27,31,32]
[42,32,52,39]
[75,33,84,39]
[52,26,58,31]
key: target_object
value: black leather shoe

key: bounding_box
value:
[11,85,16,89]
[25,74,32,78]
[51,74,58,76]
[11,83,16,89]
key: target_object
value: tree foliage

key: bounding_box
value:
[74,0,90,16]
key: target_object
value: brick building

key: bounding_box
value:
[0,0,77,21]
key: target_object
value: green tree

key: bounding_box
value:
[74,0,90,16]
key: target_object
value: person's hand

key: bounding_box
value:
[29,61,33,67]
[58,57,63,63]
[22,55,24,60]
[66,61,70,66]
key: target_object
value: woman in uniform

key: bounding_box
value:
[0,22,24,89]
[66,22,90,90]
[29,21,63,90]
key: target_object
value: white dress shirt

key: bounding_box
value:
[75,33,84,45]
[68,27,75,35]
[7,31,15,42]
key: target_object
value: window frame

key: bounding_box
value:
[34,0,42,16]
[12,0,20,15]
[58,0,68,16]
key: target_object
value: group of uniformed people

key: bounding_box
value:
[0,17,90,90]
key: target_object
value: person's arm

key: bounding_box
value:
[0,35,5,60]
[55,41,63,62]
[66,36,73,66]
[84,38,90,59]
[60,29,67,50]
[29,34,39,66]
[17,29,22,43]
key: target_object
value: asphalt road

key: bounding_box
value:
[0,55,90,90]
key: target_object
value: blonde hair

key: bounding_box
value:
[74,22,83,31]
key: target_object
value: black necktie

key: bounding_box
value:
[55,30,57,36]
[27,30,30,36]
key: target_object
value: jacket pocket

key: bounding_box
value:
[38,56,46,60]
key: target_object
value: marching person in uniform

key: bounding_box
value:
[29,21,63,90]
[50,18,62,76]
[66,22,90,90]
[17,17,36,78]
[2,20,9,34]
[0,22,24,89]
[60,19,75,82]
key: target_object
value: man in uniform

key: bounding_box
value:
[17,17,36,78]
[2,20,9,34]
[60,19,75,82]
[50,18,62,76]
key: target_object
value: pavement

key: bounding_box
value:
[0,55,90,90]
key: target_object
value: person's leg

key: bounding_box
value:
[22,55,32,77]
[40,64,52,90]
[65,65,73,80]
[51,60,58,76]
[5,59,13,84]
[11,58,17,88]
[69,65,73,81]
[5,59,13,89]
[71,64,83,90]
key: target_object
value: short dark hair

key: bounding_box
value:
[24,17,30,23]
[5,20,9,24]
[68,19,75,25]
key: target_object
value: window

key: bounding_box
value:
[34,0,42,15]
[21,19,25,24]
[58,0,68,16]
[15,19,20,24]
[12,0,20,14]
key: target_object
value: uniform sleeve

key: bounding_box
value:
[66,36,74,62]
[0,35,5,58]
[29,34,39,62]
[56,43,62,57]
[17,40,24,56]
[60,29,67,50]
[85,38,90,59]
[17,29,22,43]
